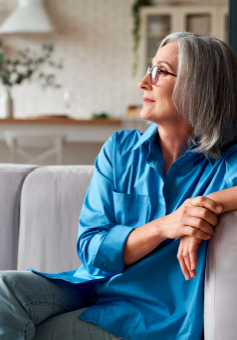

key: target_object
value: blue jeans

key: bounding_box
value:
[0,270,126,340]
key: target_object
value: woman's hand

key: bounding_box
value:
[157,196,221,240]
[177,236,203,280]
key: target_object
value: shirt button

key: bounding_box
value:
[103,263,107,267]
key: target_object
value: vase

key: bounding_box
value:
[0,86,14,119]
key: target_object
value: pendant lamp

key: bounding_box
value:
[0,0,54,34]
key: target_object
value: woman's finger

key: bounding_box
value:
[189,247,198,271]
[188,237,202,277]
[183,250,196,278]
[188,196,222,214]
[189,268,196,278]
[179,236,200,279]
[185,216,214,236]
[183,226,211,240]
[183,250,192,272]
[188,250,197,278]
[177,251,191,280]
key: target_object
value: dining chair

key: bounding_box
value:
[4,130,66,165]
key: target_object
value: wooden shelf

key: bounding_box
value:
[0,118,123,125]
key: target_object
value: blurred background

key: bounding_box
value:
[0,0,228,165]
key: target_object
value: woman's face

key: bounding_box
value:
[138,41,179,124]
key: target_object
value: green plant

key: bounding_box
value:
[132,0,152,77]
[91,111,110,119]
[0,41,63,89]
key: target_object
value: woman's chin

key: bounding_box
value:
[140,108,153,120]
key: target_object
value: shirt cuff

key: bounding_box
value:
[93,225,135,274]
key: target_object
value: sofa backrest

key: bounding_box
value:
[0,164,38,270]
[1,163,237,339]
[17,165,94,273]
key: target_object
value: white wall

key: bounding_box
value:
[0,0,228,165]
[0,0,143,119]
[0,0,227,120]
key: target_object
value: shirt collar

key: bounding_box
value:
[131,122,158,151]
[131,122,216,166]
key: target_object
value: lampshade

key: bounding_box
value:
[0,0,54,34]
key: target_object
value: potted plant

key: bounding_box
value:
[132,0,152,77]
[0,41,63,119]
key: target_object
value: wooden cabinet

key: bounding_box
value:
[139,5,228,76]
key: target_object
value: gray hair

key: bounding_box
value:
[146,31,237,160]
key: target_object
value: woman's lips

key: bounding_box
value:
[143,97,155,103]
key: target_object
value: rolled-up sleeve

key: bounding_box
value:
[224,150,237,187]
[77,132,135,276]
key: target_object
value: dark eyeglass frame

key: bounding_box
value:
[146,66,177,85]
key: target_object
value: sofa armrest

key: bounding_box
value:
[204,209,237,340]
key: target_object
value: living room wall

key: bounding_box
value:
[0,0,227,119]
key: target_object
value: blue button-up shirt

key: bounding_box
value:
[28,122,237,340]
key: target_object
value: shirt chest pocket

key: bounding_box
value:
[112,190,151,228]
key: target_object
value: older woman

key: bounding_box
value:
[1,31,237,340]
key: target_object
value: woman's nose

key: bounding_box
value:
[138,73,152,91]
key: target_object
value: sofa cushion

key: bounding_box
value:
[17,165,94,273]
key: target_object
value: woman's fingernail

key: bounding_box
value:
[216,205,222,212]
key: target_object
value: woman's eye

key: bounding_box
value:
[158,68,167,75]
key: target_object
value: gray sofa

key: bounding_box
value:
[0,163,236,340]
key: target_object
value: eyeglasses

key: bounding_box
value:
[146,66,177,85]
